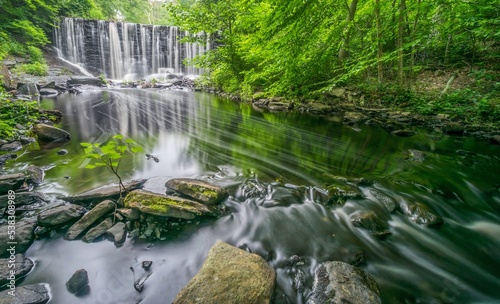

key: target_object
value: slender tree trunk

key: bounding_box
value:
[375,0,383,82]
[339,0,359,60]
[397,0,406,85]
[409,0,421,87]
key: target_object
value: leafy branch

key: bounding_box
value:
[80,134,143,202]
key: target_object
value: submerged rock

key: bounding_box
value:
[33,124,70,142]
[165,178,229,205]
[37,204,86,226]
[399,200,444,228]
[64,200,116,240]
[307,261,381,304]
[0,254,34,286]
[124,190,218,219]
[0,173,25,194]
[327,184,364,205]
[173,241,276,304]
[350,211,391,239]
[0,283,50,304]
[66,269,90,295]
[370,189,397,212]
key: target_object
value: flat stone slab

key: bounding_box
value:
[0,191,47,209]
[37,204,87,227]
[165,178,229,205]
[173,241,275,304]
[124,190,217,219]
[308,261,381,304]
[64,179,147,203]
[82,217,113,243]
[64,200,116,240]
[67,76,102,86]
[0,283,50,304]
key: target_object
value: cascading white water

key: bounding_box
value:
[53,18,208,80]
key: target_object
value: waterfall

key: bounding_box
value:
[53,18,207,80]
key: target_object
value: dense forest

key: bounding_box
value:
[1,0,499,124]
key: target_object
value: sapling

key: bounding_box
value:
[80,134,143,202]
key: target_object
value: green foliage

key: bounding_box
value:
[0,94,48,140]
[81,134,143,199]
[14,62,49,76]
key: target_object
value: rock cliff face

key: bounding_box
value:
[53,18,208,80]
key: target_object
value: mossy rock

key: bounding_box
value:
[165,178,229,205]
[124,190,218,219]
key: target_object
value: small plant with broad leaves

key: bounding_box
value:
[80,134,143,202]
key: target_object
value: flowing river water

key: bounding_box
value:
[11,88,500,303]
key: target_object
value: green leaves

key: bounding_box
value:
[80,134,143,171]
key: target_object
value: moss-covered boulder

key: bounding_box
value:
[124,190,218,219]
[33,124,70,142]
[173,241,276,304]
[165,178,228,205]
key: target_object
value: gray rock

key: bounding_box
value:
[0,141,22,152]
[64,200,116,240]
[399,200,444,228]
[350,211,391,238]
[0,191,47,209]
[82,217,113,243]
[39,88,59,96]
[327,184,364,205]
[67,76,102,87]
[0,254,34,286]
[0,283,50,304]
[33,124,70,142]
[66,269,89,295]
[116,208,140,220]
[37,204,86,226]
[16,83,39,98]
[0,154,17,167]
[370,189,397,212]
[57,149,68,155]
[124,190,218,219]
[106,222,126,245]
[19,136,36,145]
[165,178,229,205]
[0,220,37,258]
[308,103,332,115]
[64,179,147,203]
[392,129,416,137]
[173,241,275,304]
[343,112,369,124]
[308,261,381,304]
[0,173,25,195]
[27,166,44,185]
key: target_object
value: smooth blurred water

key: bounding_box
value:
[16,89,500,303]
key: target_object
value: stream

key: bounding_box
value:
[9,88,500,303]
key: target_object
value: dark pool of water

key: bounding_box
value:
[11,88,500,303]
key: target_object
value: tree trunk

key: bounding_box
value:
[409,0,421,86]
[375,0,383,82]
[338,0,359,60]
[397,0,406,85]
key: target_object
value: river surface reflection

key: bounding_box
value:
[17,89,500,303]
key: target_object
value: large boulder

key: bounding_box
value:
[64,200,116,240]
[0,64,11,89]
[37,204,87,226]
[124,190,217,219]
[165,178,229,205]
[66,269,89,295]
[0,283,50,304]
[67,76,102,87]
[173,241,276,304]
[33,124,70,142]
[307,261,381,304]
[64,179,147,203]
[0,254,34,286]
[0,220,37,258]
[0,173,25,195]
[16,83,39,98]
